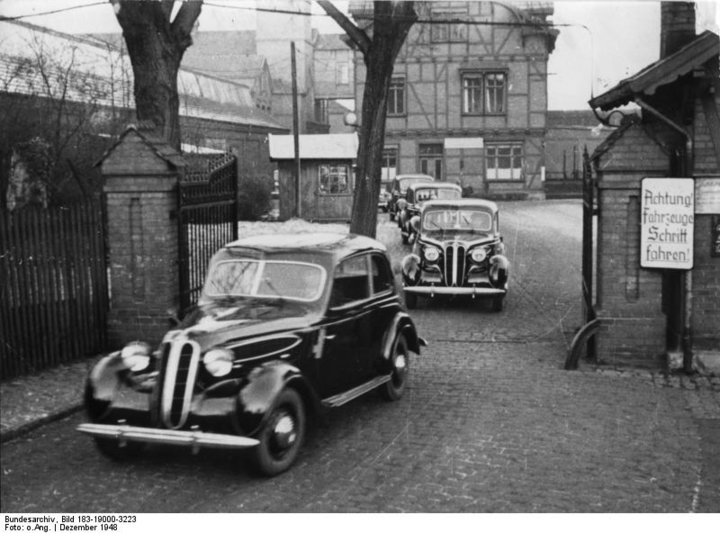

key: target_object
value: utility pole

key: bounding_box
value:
[290,42,301,218]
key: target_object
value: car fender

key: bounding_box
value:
[401,254,421,284]
[236,361,318,436]
[489,254,510,287]
[84,352,126,420]
[86,352,125,402]
[381,312,426,362]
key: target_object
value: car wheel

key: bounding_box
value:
[250,388,306,476]
[405,291,417,309]
[381,334,409,401]
[401,232,409,245]
[93,437,145,462]
[492,295,504,312]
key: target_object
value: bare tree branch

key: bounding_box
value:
[317,0,370,55]
[160,0,174,21]
[171,0,203,50]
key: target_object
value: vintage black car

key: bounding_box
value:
[401,199,510,311]
[78,233,425,476]
[396,182,463,244]
[387,174,434,221]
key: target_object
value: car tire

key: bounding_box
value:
[93,437,145,462]
[381,334,409,401]
[492,295,504,312]
[405,291,417,309]
[250,388,306,477]
[401,232,409,245]
[389,211,395,221]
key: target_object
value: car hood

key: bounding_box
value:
[421,232,496,245]
[165,302,320,352]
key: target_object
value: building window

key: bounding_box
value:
[382,147,398,180]
[461,71,506,115]
[486,144,523,181]
[419,143,444,181]
[319,164,352,195]
[431,24,467,43]
[336,63,349,85]
[388,77,406,116]
[462,75,483,114]
[315,99,329,124]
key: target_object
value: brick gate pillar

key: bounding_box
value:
[99,127,185,348]
[592,122,670,368]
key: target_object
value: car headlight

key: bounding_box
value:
[120,341,151,372]
[203,348,234,377]
[471,247,488,263]
[423,246,440,262]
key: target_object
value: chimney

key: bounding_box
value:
[660,2,697,58]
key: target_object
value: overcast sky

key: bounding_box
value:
[0,0,718,110]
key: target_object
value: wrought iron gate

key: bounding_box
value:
[565,147,599,370]
[177,154,238,314]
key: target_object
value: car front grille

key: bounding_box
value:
[159,340,201,429]
[443,242,466,286]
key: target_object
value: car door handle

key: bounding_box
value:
[325,334,336,340]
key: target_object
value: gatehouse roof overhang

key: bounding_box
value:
[589,30,719,111]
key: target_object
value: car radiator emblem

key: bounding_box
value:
[160,339,201,429]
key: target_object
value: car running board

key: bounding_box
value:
[321,374,392,408]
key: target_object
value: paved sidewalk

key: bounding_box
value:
[0,360,90,443]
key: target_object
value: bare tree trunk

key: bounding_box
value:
[319,1,416,238]
[352,51,394,236]
[113,0,202,150]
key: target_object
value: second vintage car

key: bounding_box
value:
[401,199,510,311]
[78,233,425,476]
[386,173,434,221]
[396,182,463,244]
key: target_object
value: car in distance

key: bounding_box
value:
[396,182,462,244]
[387,174,434,221]
[78,233,425,476]
[378,178,392,212]
[401,199,510,311]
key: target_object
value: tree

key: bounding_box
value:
[318,1,417,238]
[0,34,129,207]
[112,0,203,150]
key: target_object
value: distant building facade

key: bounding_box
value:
[0,19,287,204]
[350,1,558,199]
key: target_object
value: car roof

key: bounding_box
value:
[393,174,434,182]
[421,198,499,212]
[407,182,462,192]
[223,232,386,259]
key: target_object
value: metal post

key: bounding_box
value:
[291,42,301,218]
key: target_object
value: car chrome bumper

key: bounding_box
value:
[404,286,506,296]
[77,422,259,450]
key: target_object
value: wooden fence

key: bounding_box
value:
[1,200,108,380]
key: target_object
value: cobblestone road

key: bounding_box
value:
[2,201,718,513]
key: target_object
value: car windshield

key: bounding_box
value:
[415,188,460,202]
[204,259,326,302]
[422,209,492,233]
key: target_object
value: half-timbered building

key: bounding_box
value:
[351,1,558,199]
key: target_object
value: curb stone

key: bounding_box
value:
[1,404,84,444]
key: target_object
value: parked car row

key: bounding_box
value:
[385,175,510,313]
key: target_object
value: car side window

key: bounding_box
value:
[371,255,393,295]
[329,255,370,307]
